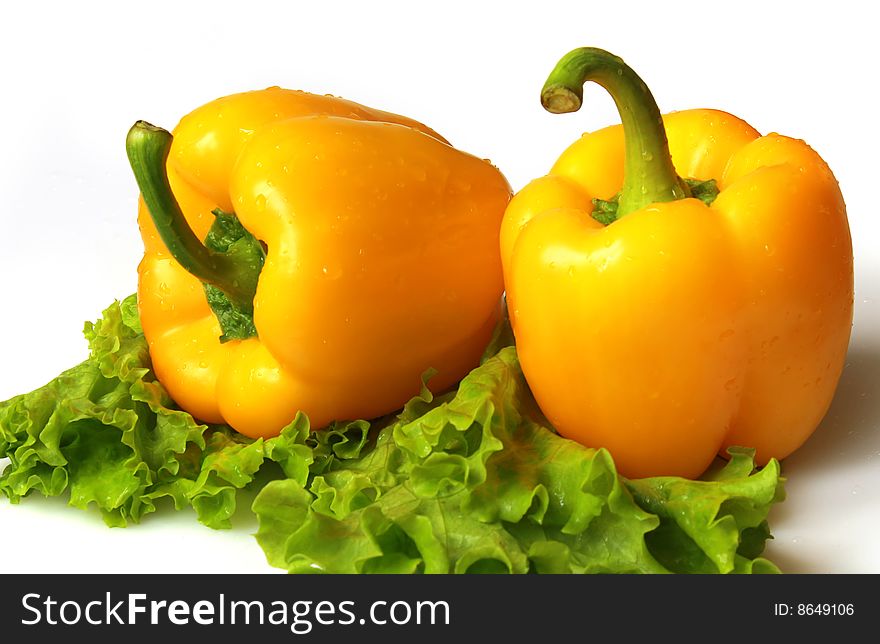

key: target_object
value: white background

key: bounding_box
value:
[0,0,877,573]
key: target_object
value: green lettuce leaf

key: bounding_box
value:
[1,296,784,573]
[0,295,311,528]
[252,346,783,574]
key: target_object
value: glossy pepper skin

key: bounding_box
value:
[501,48,852,479]
[127,88,511,438]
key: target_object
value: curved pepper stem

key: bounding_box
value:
[541,47,690,219]
[125,121,259,316]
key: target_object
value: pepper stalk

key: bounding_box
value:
[125,121,263,333]
[541,47,691,220]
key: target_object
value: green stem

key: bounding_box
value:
[125,121,257,315]
[541,47,690,219]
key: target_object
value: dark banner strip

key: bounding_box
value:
[0,574,867,640]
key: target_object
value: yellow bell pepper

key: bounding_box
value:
[500,48,853,479]
[126,88,511,438]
